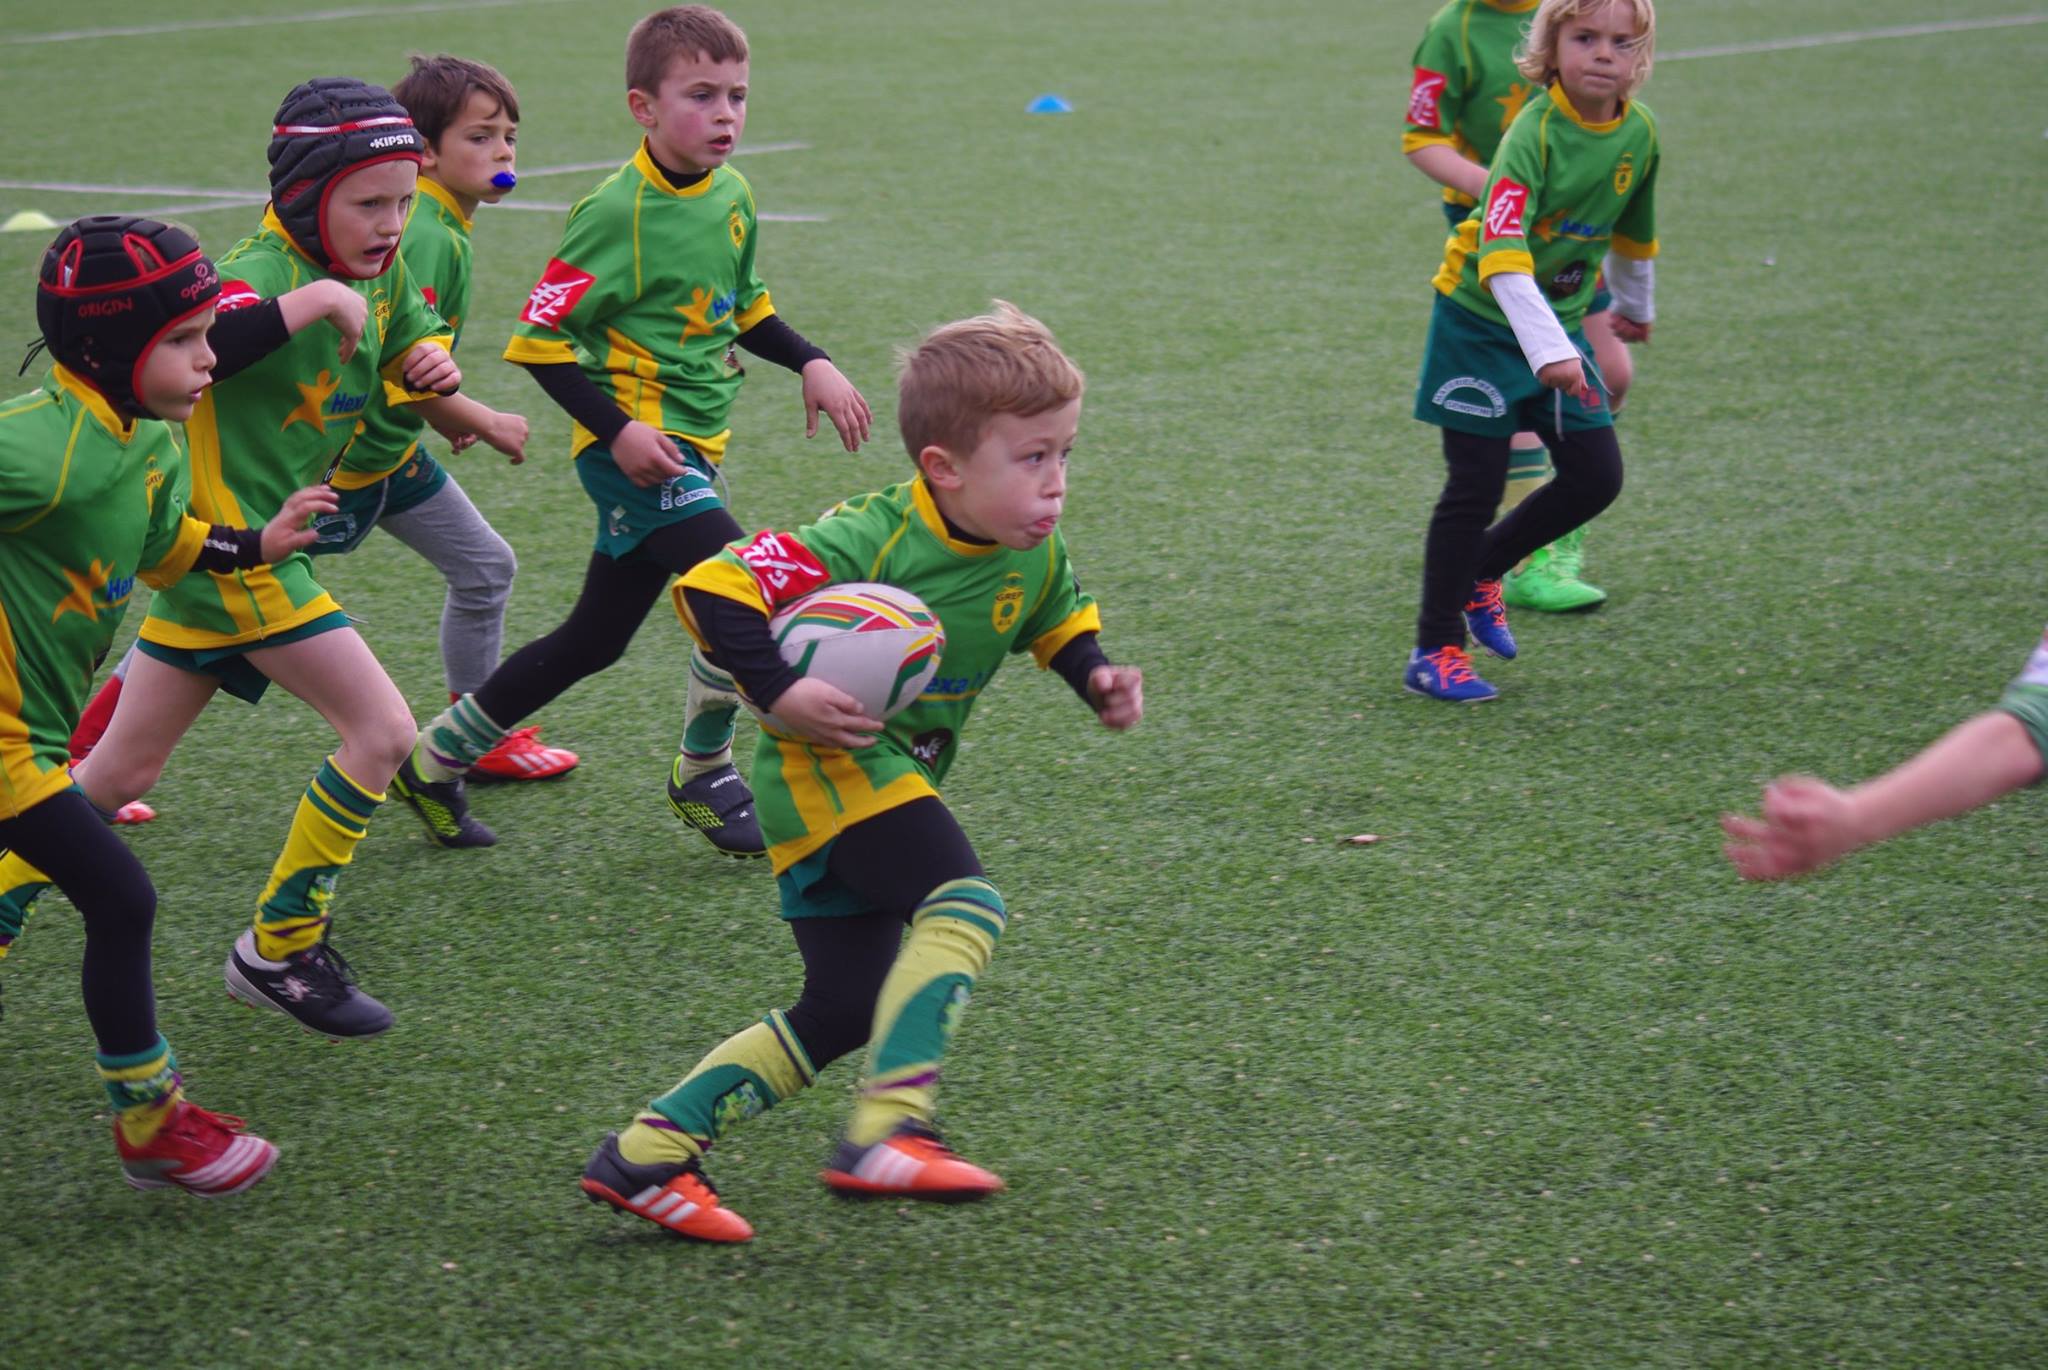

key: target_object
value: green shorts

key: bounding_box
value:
[135,610,353,704]
[774,837,875,921]
[1413,293,1614,438]
[575,441,724,561]
[309,449,451,557]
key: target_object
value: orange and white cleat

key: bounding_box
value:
[470,725,579,782]
[821,1120,1004,1201]
[116,1100,279,1197]
[111,800,157,826]
[580,1132,753,1243]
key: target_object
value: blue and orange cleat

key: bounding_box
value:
[821,1120,1004,1201]
[580,1132,754,1243]
[1462,579,1518,660]
[1404,646,1498,702]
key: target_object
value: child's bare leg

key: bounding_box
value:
[68,651,222,808]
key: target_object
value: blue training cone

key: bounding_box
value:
[1026,94,1073,114]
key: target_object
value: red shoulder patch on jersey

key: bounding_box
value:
[1483,178,1529,241]
[216,280,262,313]
[518,258,595,330]
[420,285,438,308]
[1406,67,1449,130]
[734,530,830,608]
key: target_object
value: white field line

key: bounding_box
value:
[2,0,576,45]
[520,143,810,178]
[0,183,827,224]
[1663,13,2047,61]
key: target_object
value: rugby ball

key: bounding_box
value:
[754,582,944,731]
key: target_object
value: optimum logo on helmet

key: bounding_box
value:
[33,215,220,419]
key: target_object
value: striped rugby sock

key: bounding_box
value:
[624,1009,817,1165]
[253,756,384,960]
[414,693,507,784]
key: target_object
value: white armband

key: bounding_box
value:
[1487,273,1579,374]
[1603,254,1655,324]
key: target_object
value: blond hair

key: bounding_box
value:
[897,302,1085,460]
[626,5,748,93]
[1517,0,1656,100]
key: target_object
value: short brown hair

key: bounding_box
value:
[627,6,749,93]
[897,302,1086,460]
[391,54,520,147]
[1517,0,1657,100]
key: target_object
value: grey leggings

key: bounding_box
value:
[377,478,517,697]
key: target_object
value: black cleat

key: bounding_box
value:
[224,930,393,1038]
[666,759,765,859]
[393,754,497,849]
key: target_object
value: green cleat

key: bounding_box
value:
[1502,525,1607,612]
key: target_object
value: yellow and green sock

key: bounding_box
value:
[98,1035,182,1147]
[621,1008,816,1165]
[676,648,742,781]
[846,877,1007,1148]
[253,755,383,960]
[414,693,507,784]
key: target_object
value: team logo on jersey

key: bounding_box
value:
[519,257,595,329]
[678,286,736,342]
[735,529,829,606]
[1431,376,1507,419]
[1545,261,1588,300]
[992,572,1024,634]
[728,207,746,250]
[1483,179,1529,240]
[280,369,344,433]
[1613,153,1635,196]
[1406,67,1448,130]
[216,280,262,313]
[52,558,126,625]
[909,728,954,769]
[370,286,393,337]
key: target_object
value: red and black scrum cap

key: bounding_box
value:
[35,215,220,419]
[268,77,424,278]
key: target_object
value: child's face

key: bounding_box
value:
[324,158,418,276]
[926,399,1081,551]
[135,308,217,421]
[423,90,518,210]
[1555,1,1642,110]
[630,52,748,174]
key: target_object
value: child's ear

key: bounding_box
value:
[626,88,658,130]
[918,444,962,489]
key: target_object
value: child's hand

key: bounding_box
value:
[1609,316,1652,344]
[611,421,689,487]
[1536,357,1594,404]
[314,281,368,363]
[769,677,883,748]
[801,359,872,452]
[1088,664,1145,730]
[402,342,461,395]
[483,410,530,465]
[259,484,341,563]
[1720,776,1862,881]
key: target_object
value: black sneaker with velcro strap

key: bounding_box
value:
[392,753,497,849]
[665,758,766,858]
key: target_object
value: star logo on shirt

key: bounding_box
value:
[1497,82,1533,131]
[51,558,124,625]
[676,286,733,342]
[281,369,342,434]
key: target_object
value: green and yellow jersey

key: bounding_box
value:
[1403,0,1543,210]
[502,140,773,462]
[676,477,1101,873]
[140,206,451,650]
[335,178,474,488]
[0,368,209,816]
[1432,83,1659,331]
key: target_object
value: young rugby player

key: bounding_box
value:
[0,79,460,1037]
[1,217,341,1193]
[397,5,871,857]
[1404,0,1659,702]
[580,303,1143,1242]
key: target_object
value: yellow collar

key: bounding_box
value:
[911,476,1001,557]
[633,141,717,199]
[51,364,137,441]
[416,177,475,231]
[1549,81,1626,133]
[260,204,326,270]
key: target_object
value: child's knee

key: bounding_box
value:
[347,702,420,782]
[448,531,517,602]
[78,748,168,807]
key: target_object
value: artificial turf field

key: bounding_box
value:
[1,0,2043,1363]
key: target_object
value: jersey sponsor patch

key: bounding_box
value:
[518,257,596,329]
[1484,179,1529,241]
[216,280,262,313]
[1406,67,1449,130]
[420,285,438,308]
[735,530,830,607]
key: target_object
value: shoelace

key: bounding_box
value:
[1426,647,1477,684]
[1467,580,1506,618]
[172,1104,250,1145]
[291,942,361,1004]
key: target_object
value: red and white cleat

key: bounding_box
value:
[821,1120,1004,1201]
[470,725,579,782]
[116,1100,279,1197]
[111,801,157,826]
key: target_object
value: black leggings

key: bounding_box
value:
[1417,424,1624,648]
[782,798,985,1071]
[475,509,745,726]
[1,790,158,1056]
